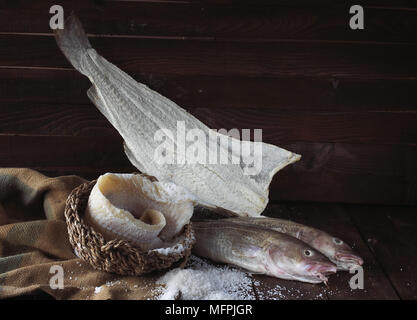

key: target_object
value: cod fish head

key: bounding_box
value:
[310,233,364,271]
[266,242,337,284]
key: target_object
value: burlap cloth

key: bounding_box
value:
[0,168,163,300]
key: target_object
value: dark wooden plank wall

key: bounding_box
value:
[0,0,416,205]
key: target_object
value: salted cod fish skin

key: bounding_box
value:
[54,15,301,217]
[193,220,337,284]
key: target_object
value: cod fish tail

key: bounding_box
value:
[54,14,93,77]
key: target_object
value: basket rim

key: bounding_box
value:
[64,178,195,276]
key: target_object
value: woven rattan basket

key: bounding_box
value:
[64,180,195,276]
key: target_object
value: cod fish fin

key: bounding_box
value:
[123,141,148,175]
[246,141,301,192]
[231,243,262,259]
[87,85,149,176]
[54,14,93,76]
[87,86,114,121]
[87,85,128,141]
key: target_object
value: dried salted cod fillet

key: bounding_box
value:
[55,15,301,217]
[85,173,196,248]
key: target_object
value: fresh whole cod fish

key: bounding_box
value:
[193,220,337,284]
[225,217,364,271]
[54,15,301,218]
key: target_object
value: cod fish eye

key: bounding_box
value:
[333,238,343,245]
[303,249,313,257]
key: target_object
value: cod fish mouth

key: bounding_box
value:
[333,253,364,271]
[306,263,337,285]
[335,253,364,267]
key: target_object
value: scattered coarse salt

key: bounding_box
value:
[106,280,121,287]
[74,247,81,258]
[94,286,103,294]
[152,243,184,255]
[154,256,256,300]
[150,232,195,256]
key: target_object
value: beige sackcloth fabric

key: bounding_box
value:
[0,168,163,300]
